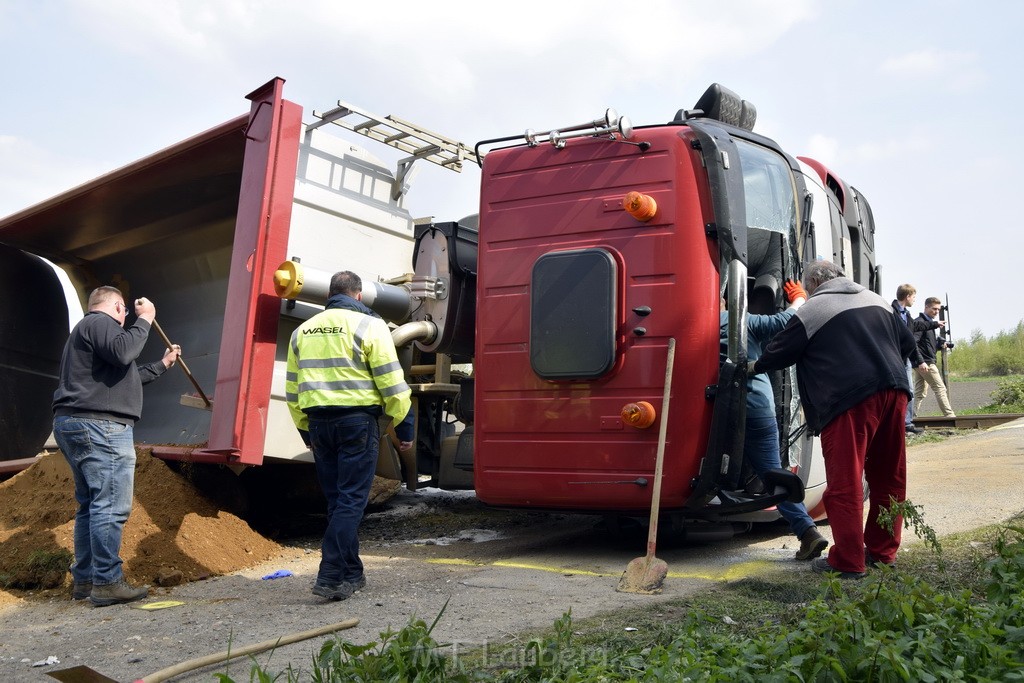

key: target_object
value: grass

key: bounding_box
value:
[948,374,1022,383]
[0,549,72,590]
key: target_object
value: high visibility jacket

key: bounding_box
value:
[286,304,411,433]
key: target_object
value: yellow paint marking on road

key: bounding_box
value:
[426,557,613,576]
[666,560,774,581]
[427,558,774,581]
[492,561,611,577]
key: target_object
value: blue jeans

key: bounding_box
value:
[53,415,136,586]
[309,412,379,585]
[745,415,815,538]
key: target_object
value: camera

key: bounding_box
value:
[938,337,954,350]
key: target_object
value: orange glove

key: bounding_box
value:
[783,279,807,303]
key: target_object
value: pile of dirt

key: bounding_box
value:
[0,450,282,596]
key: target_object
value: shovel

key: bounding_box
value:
[150,318,212,409]
[617,337,676,594]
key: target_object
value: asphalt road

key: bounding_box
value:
[2,418,1023,682]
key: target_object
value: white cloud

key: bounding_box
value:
[879,48,985,91]
[849,132,932,163]
[68,0,259,61]
[801,130,934,167]
[804,134,841,165]
[61,0,819,118]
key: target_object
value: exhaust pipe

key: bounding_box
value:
[273,260,412,323]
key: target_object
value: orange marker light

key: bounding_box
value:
[623,191,657,222]
[620,401,656,429]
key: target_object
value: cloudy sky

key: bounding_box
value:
[1,0,1019,339]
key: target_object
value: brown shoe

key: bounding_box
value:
[795,528,829,561]
[89,580,148,607]
[72,581,93,601]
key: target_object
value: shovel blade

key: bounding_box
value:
[46,665,119,683]
[616,554,668,594]
[179,394,213,410]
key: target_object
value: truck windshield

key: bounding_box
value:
[736,139,797,236]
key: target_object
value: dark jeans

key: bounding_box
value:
[309,411,379,585]
[745,415,815,539]
[904,360,915,426]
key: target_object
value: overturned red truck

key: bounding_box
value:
[0,78,879,528]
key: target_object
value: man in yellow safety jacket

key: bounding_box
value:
[286,270,414,601]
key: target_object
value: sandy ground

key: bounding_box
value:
[1,417,1022,683]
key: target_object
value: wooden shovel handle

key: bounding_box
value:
[151,320,211,407]
[645,338,676,557]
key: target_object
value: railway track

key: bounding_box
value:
[914,413,1024,430]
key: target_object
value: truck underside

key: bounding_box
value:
[0,79,879,526]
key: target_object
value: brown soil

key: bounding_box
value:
[0,450,283,595]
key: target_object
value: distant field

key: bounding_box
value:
[916,378,999,416]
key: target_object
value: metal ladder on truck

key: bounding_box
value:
[307,100,479,200]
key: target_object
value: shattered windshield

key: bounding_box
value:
[736,139,797,236]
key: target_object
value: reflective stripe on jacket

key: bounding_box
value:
[285,307,411,432]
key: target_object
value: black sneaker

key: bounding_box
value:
[905,424,924,434]
[810,557,866,580]
[312,582,354,601]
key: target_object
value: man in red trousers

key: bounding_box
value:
[750,260,917,578]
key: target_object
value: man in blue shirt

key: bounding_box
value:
[721,280,828,561]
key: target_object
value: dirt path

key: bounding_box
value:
[1,420,1022,682]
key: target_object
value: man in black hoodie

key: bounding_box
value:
[52,286,181,606]
[751,261,916,579]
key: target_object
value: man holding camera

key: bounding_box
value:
[913,297,956,418]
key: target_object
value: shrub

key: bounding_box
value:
[947,320,1024,377]
[991,376,1024,408]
